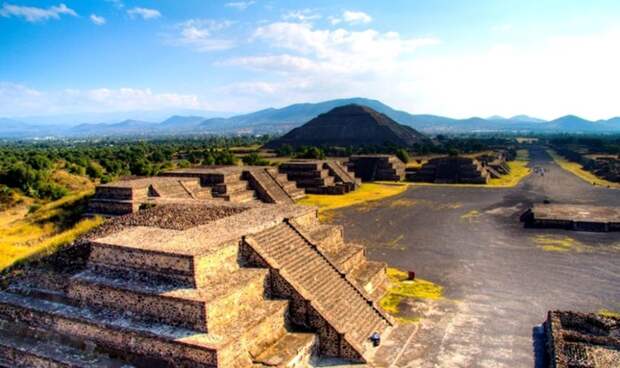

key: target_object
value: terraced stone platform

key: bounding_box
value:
[0,203,393,367]
[89,166,304,216]
[521,204,620,232]
[278,160,361,195]
[347,155,405,182]
[545,311,620,368]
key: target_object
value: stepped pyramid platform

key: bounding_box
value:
[545,311,620,368]
[278,160,361,195]
[406,156,491,184]
[0,203,394,367]
[521,204,620,232]
[89,166,304,216]
[347,155,405,182]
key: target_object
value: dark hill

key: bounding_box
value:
[265,104,428,148]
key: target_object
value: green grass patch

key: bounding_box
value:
[379,267,444,323]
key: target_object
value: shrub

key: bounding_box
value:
[395,149,410,163]
[242,153,269,166]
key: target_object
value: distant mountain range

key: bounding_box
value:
[1,98,619,138]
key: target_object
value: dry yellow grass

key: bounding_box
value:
[379,267,444,323]
[296,183,409,213]
[533,234,587,252]
[547,150,620,189]
[486,160,531,187]
[0,216,103,271]
[598,309,620,319]
[0,189,98,271]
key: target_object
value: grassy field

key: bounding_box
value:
[0,189,101,271]
[296,182,409,214]
[547,149,620,189]
[379,267,443,323]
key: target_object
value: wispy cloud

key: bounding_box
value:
[225,1,255,11]
[127,7,161,20]
[330,10,372,25]
[165,19,236,52]
[90,14,106,26]
[0,82,211,116]
[283,9,321,22]
[0,2,77,22]
[105,0,124,9]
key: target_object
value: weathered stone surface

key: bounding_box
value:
[348,155,405,182]
[1,202,391,367]
[545,311,620,368]
[521,204,620,232]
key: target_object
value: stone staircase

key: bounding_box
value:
[266,168,306,201]
[292,220,389,298]
[244,222,392,362]
[324,161,361,192]
[0,204,392,367]
[0,233,314,367]
[347,155,405,182]
[244,168,303,204]
[278,160,359,195]
[211,172,257,203]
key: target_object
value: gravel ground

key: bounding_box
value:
[330,147,620,368]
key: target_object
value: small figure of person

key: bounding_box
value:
[370,332,381,347]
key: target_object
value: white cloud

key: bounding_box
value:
[90,14,106,26]
[127,7,161,20]
[0,82,212,116]
[225,1,255,11]
[105,0,124,9]
[329,10,372,25]
[166,19,236,52]
[214,22,439,111]
[250,22,438,74]
[0,2,77,22]
[342,10,372,24]
[283,9,321,22]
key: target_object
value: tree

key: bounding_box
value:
[242,153,269,166]
[395,149,410,163]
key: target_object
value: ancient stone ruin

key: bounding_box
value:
[406,156,491,184]
[88,166,305,216]
[265,104,429,149]
[278,160,361,194]
[584,156,620,183]
[347,155,406,182]
[545,310,620,368]
[406,151,512,184]
[0,203,393,367]
[521,204,620,232]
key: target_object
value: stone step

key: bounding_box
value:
[350,261,388,297]
[89,239,240,289]
[253,333,317,367]
[67,268,269,333]
[278,162,323,171]
[0,320,133,368]
[307,224,344,252]
[325,244,366,274]
[216,189,257,203]
[0,291,287,368]
[283,169,330,180]
[213,180,249,195]
[246,223,391,360]
[246,169,294,204]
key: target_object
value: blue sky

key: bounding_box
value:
[2,0,620,120]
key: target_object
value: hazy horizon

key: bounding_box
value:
[2,0,620,121]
